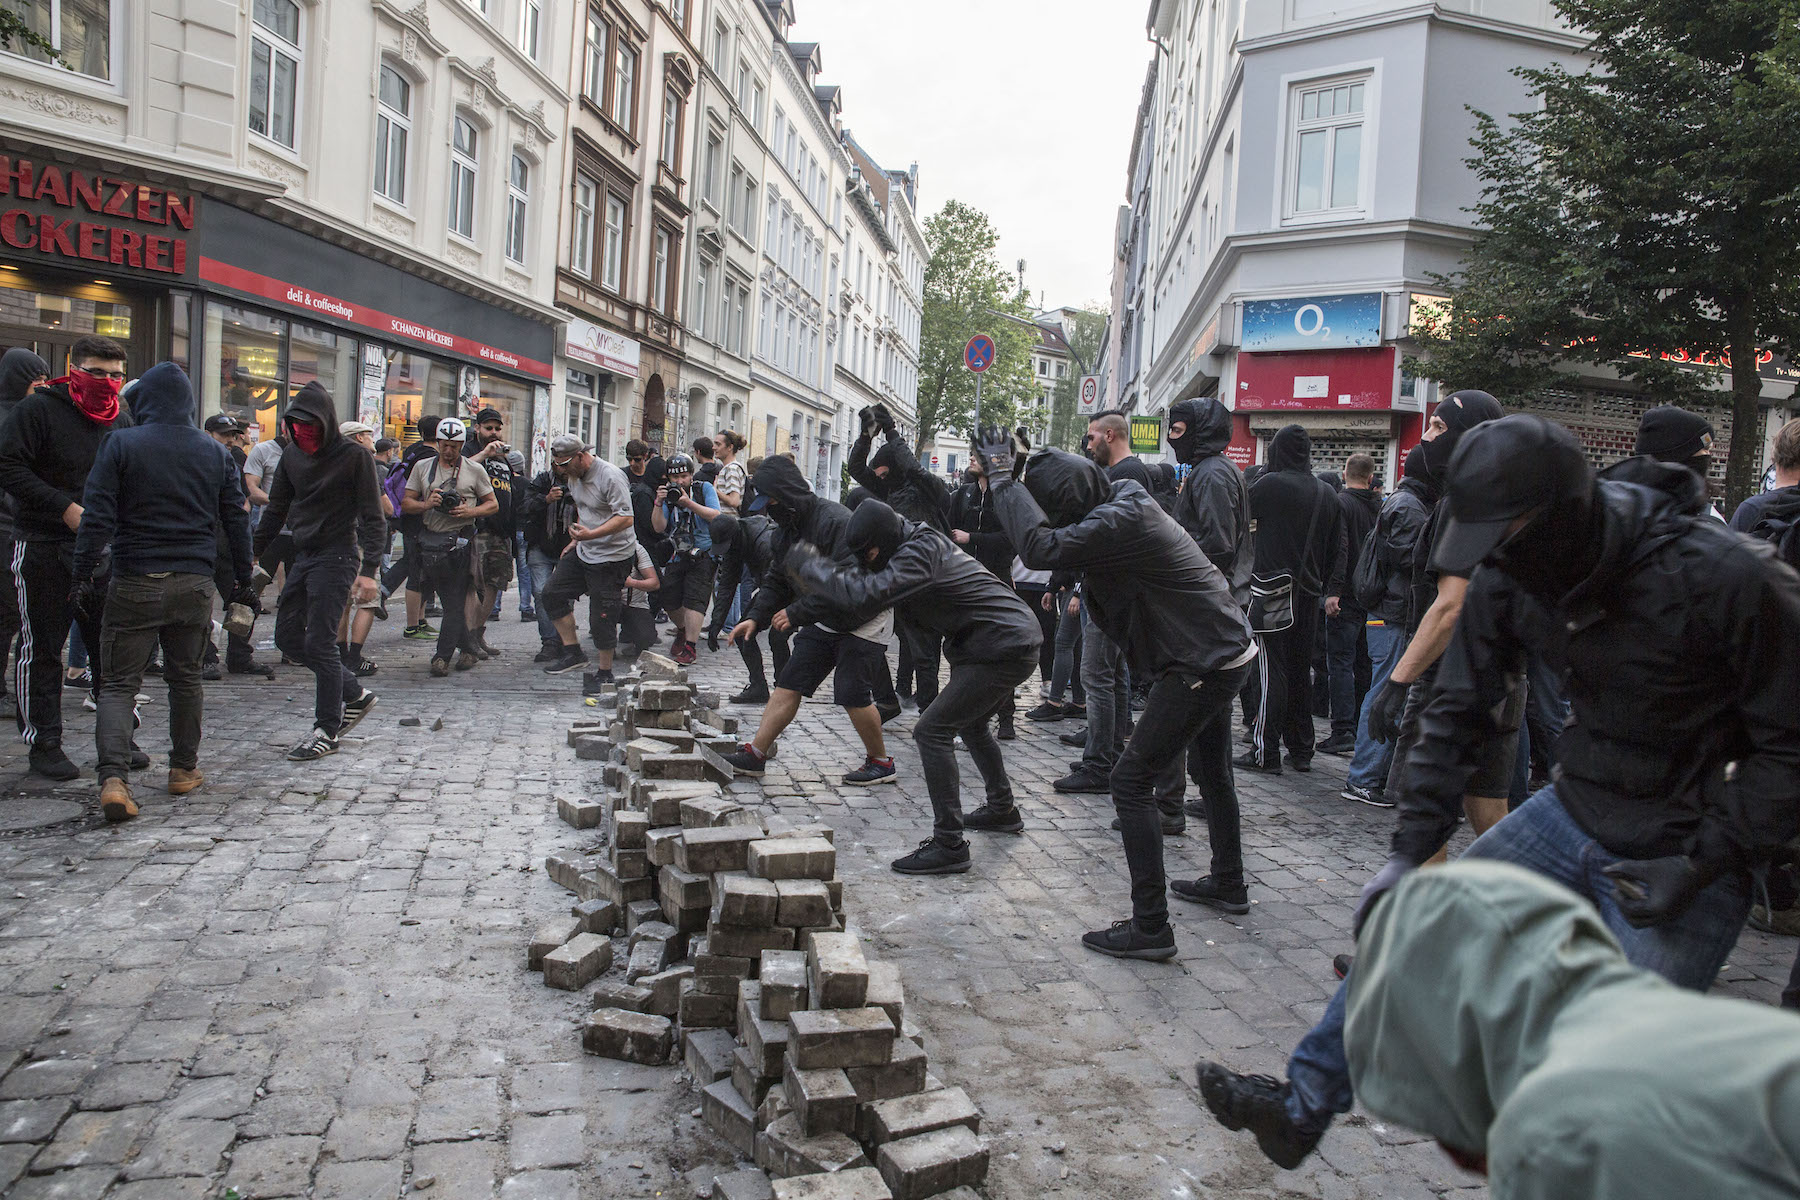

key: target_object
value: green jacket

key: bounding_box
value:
[1345,861,1800,1199]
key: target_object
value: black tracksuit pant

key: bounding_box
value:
[13,540,99,749]
[273,550,360,736]
[1249,600,1321,769]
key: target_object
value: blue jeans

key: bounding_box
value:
[515,531,534,615]
[527,547,558,645]
[1048,589,1085,706]
[1285,784,1753,1128]
[1345,621,1405,790]
[1079,609,1130,769]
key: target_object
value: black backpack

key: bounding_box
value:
[1351,522,1387,611]
[1748,492,1800,570]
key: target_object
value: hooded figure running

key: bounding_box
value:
[972,427,1257,960]
[252,383,383,762]
[788,498,1042,874]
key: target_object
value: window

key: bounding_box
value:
[741,177,757,241]
[449,116,479,239]
[730,282,748,356]
[702,132,722,208]
[726,162,743,227]
[584,13,608,103]
[4,0,111,79]
[519,0,542,59]
[652,228,672,313]
[1291,78,1365,215]
[614,43,638,132]
[691,256,712,338]
[765,192,778,248]
[571,173,597,276]
[505,153,529,265]
[568,370,600,445]
[669,0,686,29]
[249,0,301,149]
[660,87,683,168]
[602,192,626,291]
[711,20,729,76]
[757,293,772,357]
[774,110,786,158]
[734,59,750,109]
[374,64,411,204]
[751,79,765,128]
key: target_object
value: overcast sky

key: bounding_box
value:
[789,1,1154,314]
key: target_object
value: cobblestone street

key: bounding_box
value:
[0,616,1791,1199]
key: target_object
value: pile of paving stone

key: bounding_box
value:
[528,652,990,1200]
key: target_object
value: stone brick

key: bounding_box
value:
[757,1082,793,1132]
[861,1087,979,1146]
[569,899,620,936]
[556,795,605,829]
[771,1168,894,1200]
[662,894,710,934]
[693,706,741,734]
[713,1167,775,1200]
[625,737,675,769]
[732,1045,774,1108]
[630,780,721,824]
[678,827,764,874]
[542,932,613,991]
[775,879,834,929]
[691,971,742,997]
[747,837,837,881]
[638,728,698,752]
[759,949,810,1020]
[682,796,745,828]
[582,1009,672,1064]
[612,847,650,881]
[711,874,780,926]
[611,809,650,849]
[589,980,654,1013]
[527,919,580,970]
[635,706,692,730]
[636,682,693,711]
[590,860,654,907]
[636,966,693,1018]
[702,1078,758,1158]
[696,741,740,785]
[786,1009,895,1070]
[756,1113,868,1178]
[645,826,685,867]
[574,734,611,760]
[630,919,679,949]
[783,1059,857,1137]
[566,722,609,746]
[706,923,796,959]
[864,962,905,1029]
[543,851,585,892]
[635,650,685,679]
[806,933,869,1010]
[659,865,712,910]
[624,898,663,932]
[845,1038,928,1105]
[641,753,710,781]
[685,1028,738,1085]
[697,942,753,982]
[625,937,670,984]
[875,1126,987,1200]
[743,1014,790,1080]
[680,988,736,1031]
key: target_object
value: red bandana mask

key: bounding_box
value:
[58,370,121,425]
[289,419,325,455]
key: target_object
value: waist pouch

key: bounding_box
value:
[418,530,470,573]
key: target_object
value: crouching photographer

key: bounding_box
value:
[400,417,496,676]
[652,452,721,665]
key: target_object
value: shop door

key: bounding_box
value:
[0,279,147,378]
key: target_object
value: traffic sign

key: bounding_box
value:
[1078,375,1101,415]
[964,334,996,374]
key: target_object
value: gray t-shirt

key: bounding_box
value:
[243,437,283,491]
[405,456,495,534]
[567,456,636,564]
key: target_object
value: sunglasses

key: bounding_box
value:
[75,365,126,381]
[553,455,579,468]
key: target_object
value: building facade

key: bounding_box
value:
[0,0,571,467]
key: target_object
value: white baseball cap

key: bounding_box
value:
[339,421,374,439]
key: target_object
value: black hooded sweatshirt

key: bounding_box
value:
[1168,397,1254,608]
[0,347,49,541]
[0,369,132,545]
[849,429,952,533]
[252,382,385,575]
[988,450,1252,679]
[744,455,861,631]
[708,511,778,634]
[947,480,1014,579]
[73,362,251,583]
[1247,425,1346,600]
[1336,483,1382,614]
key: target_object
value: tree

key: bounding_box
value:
[914,200,1039,455]
[1410,0,1800,509]
[1045,308,1107,451]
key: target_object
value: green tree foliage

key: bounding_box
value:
[1411,0,1800,508]
[0,11,61,61]
[1045,309,1107,451]
[915,200,1039,454]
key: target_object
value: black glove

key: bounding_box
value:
[1602,855,1715,928]
[872,403,895,433]
[1353,856,1413,937]
[858,406,877,437]
[231,582,263,613]
[70,577,103,624]
[1366,677,1411,744]
[783,541,825,589]
[971,424,1019,480]
[706,626,721,653]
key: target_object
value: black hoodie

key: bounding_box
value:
[0,347,49,541]
[0,367,132,545]
[744,455,860,631]
[849,430,952,533]
[73,362,251,583]
[1169,397,1254,607]
[252,382,384,574]
[1247,425,1346,600]
[707,511,779,634]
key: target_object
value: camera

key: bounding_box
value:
[435,485,465,511]
[664,483,685,503]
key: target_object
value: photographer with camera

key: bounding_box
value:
[400,417,497,677]
[462,407,519,661]
[650,453,721,665]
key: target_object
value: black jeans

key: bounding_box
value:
[1015,584,1057,683]
[1154,708,1243,884]
[1110,662,1252,932]
[13,539,99,749]
[914,656,1038,848]
[273,550,360,735]
[738,627,791,693]
[98,572,211,780]
[1249,601,1320,768]
[1324,608,1371,738]
[422,543,474,661]
[896,617,942,708]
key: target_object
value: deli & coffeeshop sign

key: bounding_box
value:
[0,155,198,281]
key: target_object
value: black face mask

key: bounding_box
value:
[1488,498,1599,603]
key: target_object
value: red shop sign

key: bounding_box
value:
[0,156,195,278]
[200,258,554,381]
[1235,347,1398,411]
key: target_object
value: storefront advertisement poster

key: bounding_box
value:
[457,366,480,416]
[358,343,386,427]
[531,384,550,477]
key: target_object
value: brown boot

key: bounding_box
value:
[167,768,203,796]
[100,778,138,823]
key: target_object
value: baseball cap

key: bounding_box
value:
[474,406,504,425]
[203,413,242,434]
[550,433,588,458]
[339,420,374,439]
[437,417,467,443]
[1433,415,1594,575]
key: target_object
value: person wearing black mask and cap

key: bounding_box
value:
[1634,404,1722,520]
[788,498,1042,874]
[1199,413,1800,1171]
[706,510,787,703]
[974,426,1258,960]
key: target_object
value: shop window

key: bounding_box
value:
[614,42,638,134]
[249,0,302,150]
[203,302,287,441]
[505,152,530,265]
[1289,76,1367,218]
[571,173,597,276]
[602,191,626,292]
[449,115,479,240]
[476,372,530,444]
[375,64,411,205]
[379,349,458,446]
[4,0,111,80]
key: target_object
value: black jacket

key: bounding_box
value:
[744,456,861,631]
[0,378,131,544]
[947,481,1013,579]
[1394,461,1800,874]
[709,512,778,632]
[1335,485,1382,614]
[1170,398,1254,608]
[1248,426,1346,600]
[795,516,1041,665]
[0,347,48,541]
[519,469,575,557]
[848,430,951,533]
[1367,480,1432,624]
[73,363,251,583]
[989,452,1252,679]
[252,382,385,575]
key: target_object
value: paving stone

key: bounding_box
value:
[680,988,736,1031]
[782,1059,857,1137]
[712,875,780,927]
[528,919,581,970]
[222,1133,321,1198]
[759,951,810,1021]
[413,1076,502,1143]
[612,846,651,881]
[322,1105,412,1160]
[861,1087,979,1145]
[862,963,905,1030]
[732,1045,775,1109]
[314,1159,404,1200]
[786,1010,894,1071]
[29,1104,153,1168]
[845,1039,928,1106]
[624,937,670,984]
[677,827,764,874]
[742,1014,790,1080]
[701,1077,757,1157]
[410,1141,495,1197]
[581,1010,672,1064]
[774,879,834,929]
[684,1028,738,1085]
[589,980,654,1014]
[746,837,836,881]
[570,899,620,936]
[682,796,745,828]
[0,1096,72,1143]
[806,933,870,1010]
[0,1058,94,1099]
[542,933,613,991]
[611,809,650,849]
[771,1167,894,1199]
[706,924,795,959]
[638,965,694,1018]
[499,1169,581,1200]
[6,1166,120,1198]
[875,1126,987,1200]
[644,826,685,867]
[556,795,605,829]
[511,1112,586,1170]
[713,1167,775,1200]
[659,864,712,910]
[756,1112,868,1178]
[588,860,654,907]
[119,1116,234,1179]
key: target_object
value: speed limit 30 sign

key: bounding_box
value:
[1077,375,1102,415]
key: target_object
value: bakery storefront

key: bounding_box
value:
[0,149,556,456]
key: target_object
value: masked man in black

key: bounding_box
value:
[1199,414,1800,1170]
[789,498,1042,875]
[707,511,788,704]
[974,426,1258,960]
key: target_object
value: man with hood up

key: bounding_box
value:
[0,335,133,780]
[972,427,1257,960]
[1237,424,1346,775]
[788,498,1042,875]
[1200,414,1800,1170]
[72,363,253,821]
[724,456,898,787]
[1345,862,1800,1199]
[0,347,49,719]
[253,382,384,762]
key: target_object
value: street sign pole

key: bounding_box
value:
[964,333,996,435]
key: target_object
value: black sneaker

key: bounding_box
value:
[1053,766,1111,794]
[534,642,561,664]
[1059,729,1088,748]
[843,757,897,786]
[544,646,587,675]
[372,596,389,621]
[28,744,79,781]
[876,698,903,724]
[1233,753,1281,776]
[1111,815,1187,836]
[1024,702,1066,722]
[1081,919,1177,961]
[519,610,536,623]
[581,670,614,697]
[1170,876,1250,914]
[201,661,223,682]
[724,744,768,776]
[129,746,150,770]
[63,669,92,690]
[229,658,276,678]
[354,657,378,678]
[891,839,971,875]
[729,685,771,706]
[1316,734,1354,756]
[1196,1062,1324,1170]
[424,602,443,618]
[340,690,378,734]
[1341,784,1393,808]
[995,720,1016,741]
[963,804,1024,834]
[287,726,339,762]
[1332,953,1353,980]
[1286,756,1312,773]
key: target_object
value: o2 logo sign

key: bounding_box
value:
[1242,293,1382,353]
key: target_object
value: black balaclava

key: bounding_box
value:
[1267,424,1312,472]
[845,499,905,570]
[0,347,49,406]
[1450,418,1600,604]
[1634,405,1714,484]
[869,439,916,488]
[843,486,873,512]
[1421,389,1505,487]
[1166,397,1231,465]
[1023,448,1111,528]
[1401,443,1440,504]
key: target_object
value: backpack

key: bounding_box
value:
[382,458,409,514]
[1351,522,1387,611]
[1748,493,1800,570]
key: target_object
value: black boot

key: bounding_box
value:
[1170,875,1249,914]
[1196,1062,1324,1170]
